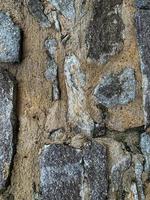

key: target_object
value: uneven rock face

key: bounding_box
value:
[64,54,94,136]
[86,0,124,64]
[39,142,108,200]
[0,12,21,63]
[94,68,136,108]
[0,69,16,190]
[136,0,150,8]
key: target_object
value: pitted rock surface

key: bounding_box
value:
[94,68,136,108]
[0,69,16,190]
[48,0,75,20]
[86,0,124,64]
[0,12,21,63]
[136,10,150,128]
[39,142,108,200]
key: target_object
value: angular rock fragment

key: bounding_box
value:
[94,68,136,108]
[39,142,108,200]
[140,132,150,172]
[27,0,51,27]
[136,0,150,9]
[0,12,21,63]
[64,54,94,136]
[44,39,60,101]
[136,10,150,128]
[0,69,17,190]
[48,0,76,20]
[86,0,124,64]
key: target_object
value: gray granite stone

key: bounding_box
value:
[48,0,75,20]
[0,12,21,63]
[86,0,124,64]
[136,0,150,9]
[140,132,150,172]
[94,68,136,108]
[39,142,108,200]
[39,144,83,200]
[136,10,150,128]
[83,142,108,200]
[0,69,17,190]
[27,0,51,27]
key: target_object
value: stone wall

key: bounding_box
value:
[0,0,150,199]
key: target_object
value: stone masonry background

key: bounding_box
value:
[0,0,150,199]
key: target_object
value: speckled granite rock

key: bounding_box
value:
[136,10,150,128]
[64,54,94,136]
[94,68,136,108]
[48,0,75,20]
[0,69,17,190]
[0,12,21,63]
[44,38,58,59]
[39,142,108,200]
[86,0,124,64]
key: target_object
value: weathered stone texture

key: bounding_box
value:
[0,12,21,63]
[94,68,136,108]
[27,0,50,27]
[48,0,75,20]
[86,0,124,64]
[39,142,108,200]
[136,10,150,128]
[0,69,16,190]
[64,54,94,136]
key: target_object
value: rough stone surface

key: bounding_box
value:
[140,132,150,173]
[94,68,136,108]
[39,142,108,200]
[0,12,21,63]
[136,10,150,129]
[86,0,124,64]
[83,142,108,200]
[136,0,150,9]
[48,0,75,20]
[27,0,51,27]
[0,69,16,190]
[64,54,94,136]
[44,38,58,59]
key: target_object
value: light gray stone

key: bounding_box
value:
[0,69,17,190]
[39,142,108,200]
[140,132,150,172]
[44,38,58,59]
[0,12,21,63]
[48,0,75,20]
[64,54,94,136]
[94,68,136,108]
